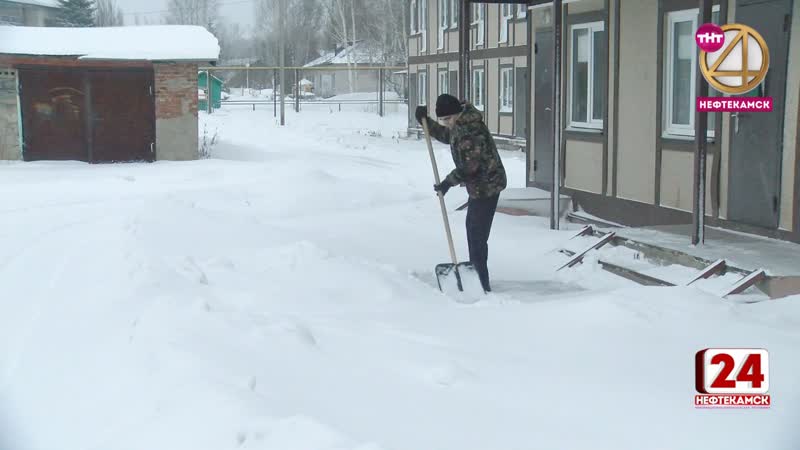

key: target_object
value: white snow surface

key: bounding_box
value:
[0,25,219,61]
[1,107,799,450]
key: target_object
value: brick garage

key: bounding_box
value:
[0,25,219,162]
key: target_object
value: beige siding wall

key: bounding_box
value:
[565,141,604,192]
[616,0,657,203]
[659,149,716,213]
[659,150,693,211]
[487,4,499,48]
[779,0,800,231]
[409,35,419,57]
[568,0,604,14]
[500,116,513,135]
[426,63,434,107]
[486,58,499,134]
[447,29,459,52]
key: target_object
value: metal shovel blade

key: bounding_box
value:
[435,262,484,295]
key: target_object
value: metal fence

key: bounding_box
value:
[199,65,408,119]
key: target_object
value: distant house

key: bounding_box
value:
[0,0,59,26]
[304,41,398,98]
[0,25,220,162]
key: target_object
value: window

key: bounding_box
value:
[419,0,428,51]
[418,71,428,106]
[451,0,458,28]
[410,0,417,34]
[472,68,485,111]
[664,7,720,137]
[438,0,447,49]
[438,70,449,97]
[568,21,605,129]
[472,3,485,46]
[500,67,513,113]
[500,4,514,43]
[517,4,527,19]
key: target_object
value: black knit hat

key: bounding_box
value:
[435,94,462,118]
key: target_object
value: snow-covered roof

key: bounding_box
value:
[5,0,59,7]
[304,50,335,68]
[300,79,312,85]
[303,41,387,67]
[0,25,220,62]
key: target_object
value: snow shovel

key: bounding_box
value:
[421,120,483,294]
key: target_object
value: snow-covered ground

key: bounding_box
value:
[1,107,798,450]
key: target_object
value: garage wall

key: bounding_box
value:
[0,68,20,160]
[154,63,198,161]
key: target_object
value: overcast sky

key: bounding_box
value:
[115,0,258,31]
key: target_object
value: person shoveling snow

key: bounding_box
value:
[416,94,507,293]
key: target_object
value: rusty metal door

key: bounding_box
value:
[19,67,155,163]
[19,68,88,161]
[88,69,155,162]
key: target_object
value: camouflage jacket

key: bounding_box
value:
[426,103,507,199]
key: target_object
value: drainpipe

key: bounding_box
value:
[551,0,563,231]
[459,0,471,101]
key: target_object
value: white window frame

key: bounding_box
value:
[663,6,720,139]
[472,67,485,111]
[438,0,447,49]
[450,0,458,28]
[500,67,513,113]
[664,9,697,137]
[438,69,449,96]
[471,3,485,46]
[500,4,514,43]
[410,0,418,34]
[567,21,605,130]
[418,71,428,106]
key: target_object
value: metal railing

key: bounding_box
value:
[199,65,409,119]
[220,98,408,113]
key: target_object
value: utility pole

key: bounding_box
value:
[550,0,563,230]
[278,0,286,126]
[693,0,712,245]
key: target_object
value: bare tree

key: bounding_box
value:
[324,0,355,92]
[165,0,219,30]
[95,0,124,26]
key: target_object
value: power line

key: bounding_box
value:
[123,0,258,16]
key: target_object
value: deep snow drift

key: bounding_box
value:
[1,106,798,450]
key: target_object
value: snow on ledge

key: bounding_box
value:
[0,25,220,62]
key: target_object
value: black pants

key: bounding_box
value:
[466,194,500,292]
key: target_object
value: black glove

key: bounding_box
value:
[415,106,428,125]
[434,180,452,196]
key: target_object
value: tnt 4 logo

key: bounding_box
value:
[695,348,770,408]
